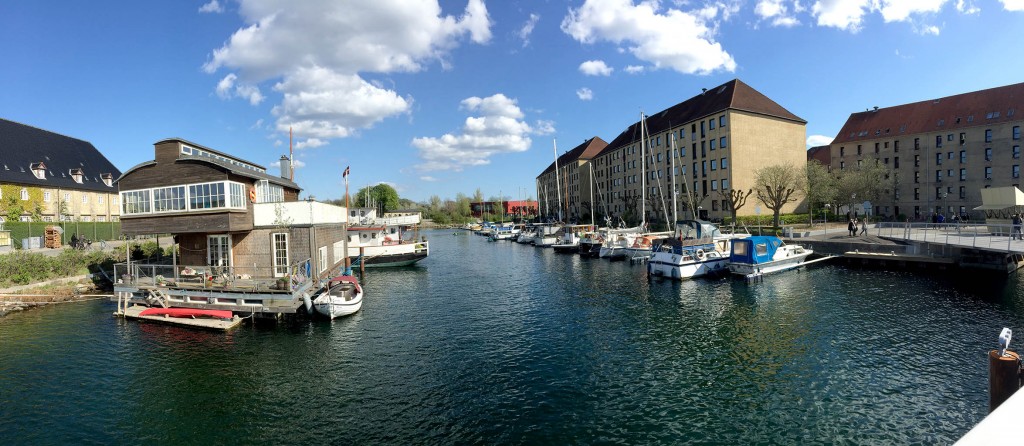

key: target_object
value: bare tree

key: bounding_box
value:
[718,188,753,223]
[754,163,805,227]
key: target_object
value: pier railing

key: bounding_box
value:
[874,222,1024,253]
[113,258,315,293]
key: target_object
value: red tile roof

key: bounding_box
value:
[833,82,1024,143]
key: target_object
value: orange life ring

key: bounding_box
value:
[384,236,394,244]
[248,187,257,202]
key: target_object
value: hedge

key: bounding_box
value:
[2,221,121,246]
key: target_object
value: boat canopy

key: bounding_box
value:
[729,236,782,265]
[675,220,722,240]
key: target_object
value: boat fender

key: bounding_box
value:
[696,249,705,259]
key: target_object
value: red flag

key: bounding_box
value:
[343,166,350,178]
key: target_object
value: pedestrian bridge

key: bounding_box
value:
[872,222,1024,254]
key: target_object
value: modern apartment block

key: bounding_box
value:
[0,118,121,223]
[542,79,806,225]
[536,137,608,222]
[829,82,1024,219]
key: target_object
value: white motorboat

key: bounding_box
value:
[648,220,749,280]
[728,236,813,278]
[598,226,644,259]
[533,223,561,247]
[313,275,363,319]
[552,224,595,253]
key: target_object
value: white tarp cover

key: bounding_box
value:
[972,186,1024,210]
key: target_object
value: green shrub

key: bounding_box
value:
[0,250,119,288]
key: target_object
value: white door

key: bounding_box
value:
[208,235,232,272]
[273,233,289,277]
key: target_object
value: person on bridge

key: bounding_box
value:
[1013,214,1022,240]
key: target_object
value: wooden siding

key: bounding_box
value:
[118,161,228,191]
[121,211,252,235]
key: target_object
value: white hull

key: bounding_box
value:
[624,247,653,259]
[648,253,729,280]
[313,295,363,319]
[729,251,813,276]
[599,246,628,259]
[534,235,559,247]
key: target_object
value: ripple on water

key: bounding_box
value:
[1,234,1022,444]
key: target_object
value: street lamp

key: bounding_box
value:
[941,191,948,216]
[824,203,831,235]
[850,193,857,220]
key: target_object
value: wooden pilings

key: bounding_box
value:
[988,350,1020,412]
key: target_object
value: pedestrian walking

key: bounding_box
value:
[1013,214,1023,240]
[848,219,856,237]
[859,218,868,236]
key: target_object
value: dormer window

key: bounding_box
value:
[30,162,46,180]
[70,168,84,184]
[101,173,113,187]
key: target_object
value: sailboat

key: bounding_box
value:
[313,165,364,319]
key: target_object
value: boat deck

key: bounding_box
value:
[117,305,243,331]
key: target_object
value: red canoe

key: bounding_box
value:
[139,308,234,320]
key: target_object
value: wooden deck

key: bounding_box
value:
[118,305,243,331]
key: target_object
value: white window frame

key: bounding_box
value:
[119,180,248,216]
[207,234,232,270]
[318,246,328,273]
[43,191,51,202]
[272,233,289,277]
[20,188,28,200]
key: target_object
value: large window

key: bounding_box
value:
[122,190,151,214]
[190,182,226,209]
[153,186,186,212]
[256,180,284,203]
[120,180,248,215]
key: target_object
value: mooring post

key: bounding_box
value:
[359,247,365,275]
[988,349,1020,412]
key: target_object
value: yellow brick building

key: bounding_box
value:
[0,118,121,223]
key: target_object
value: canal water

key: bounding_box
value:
[3,230,1024,445]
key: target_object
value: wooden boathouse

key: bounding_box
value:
[112,138,348,317]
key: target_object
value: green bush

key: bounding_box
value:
[0,250,118,288]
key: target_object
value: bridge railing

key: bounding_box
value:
[874,222,1024,252]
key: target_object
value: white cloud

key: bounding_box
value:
[412,94,538,172]
[519,13,540,47]
[215,73,265,105]
[956,0,981,14]
[806,134,834,147]
[576,87,594,101]
[1000,0,1024,10]
[270,158,306,168]
[534,120,556,135]
[205,0,492,142]
[420,176,438,182]
[811,0,871,31]
[875,0,947,22]
[625,65,645,74]
[270,66,411,139]
[295,138,327,149]
[914,23,941,35]
[579,60,613,76]
[755,0,801,26]
[561,0,736,75]
[199,0,224,13]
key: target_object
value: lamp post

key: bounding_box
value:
[824,203,831,235]
[941,191,948,216]
[850,193,857,220]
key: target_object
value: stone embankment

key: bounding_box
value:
[0,276,103,318]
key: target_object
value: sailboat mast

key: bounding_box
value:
[553,139,562,222]
[670,133,678,224]
[589,163,595,225]
[640,113,646,226]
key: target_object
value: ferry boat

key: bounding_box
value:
[345,224,429,267]
[727,236,813,278]
[648,220,748,280]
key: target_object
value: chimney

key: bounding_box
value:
[701,88,708,95]
[873,106,879,112]
[280,155,291,180]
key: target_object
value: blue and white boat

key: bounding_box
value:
[727,236,813,278]
[647,220,748,280]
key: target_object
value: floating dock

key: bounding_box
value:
[116,304,243,331]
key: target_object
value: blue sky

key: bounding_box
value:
[2,0,1023,203]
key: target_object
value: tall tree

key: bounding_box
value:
[836,161,895,218]
[803,161,838,225]
[354,183,400,214]
[754,163,805,227]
